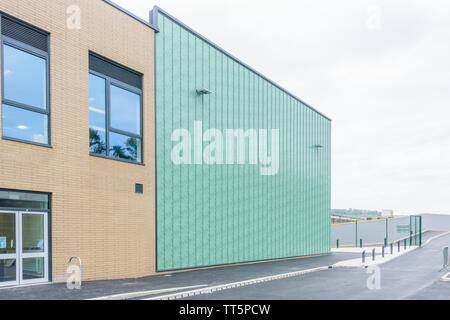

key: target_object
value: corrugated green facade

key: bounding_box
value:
[154,11,331,271]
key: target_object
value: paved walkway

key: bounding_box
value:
[0,252,358,300]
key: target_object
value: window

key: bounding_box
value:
[0,189,49,210]
[89,53,143,163]
[1,15,49,146]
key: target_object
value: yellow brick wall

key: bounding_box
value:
[0,0,156,281]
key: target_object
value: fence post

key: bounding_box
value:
[372,248,375,261]
[362,250,365,264]
[336,239,339,249]
[404,239,407,250]
[382,246,385,258]
[385,218,388,245]
[360,239,363,248]
[384,238,387,247]
[444,247,449,269]
[398,241,401,252]
[390,243,393,255]
[415,216,418,246]
[410,215,412,246]
[419,216,422,247]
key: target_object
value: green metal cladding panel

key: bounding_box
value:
[155,12,331,271]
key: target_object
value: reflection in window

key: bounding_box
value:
[0,213,15,255]
[2,104,48,144]
[22,257,44,280]
[89,74,106,155]
[88,59,143,163]
[3,44,47,109]
[1,42,49,145]
[89,128,106,155]
[110,85,141,135]
[22,215,44,253]
[0,189,49,210]
[109,132,142,163]
[0,259,16,283]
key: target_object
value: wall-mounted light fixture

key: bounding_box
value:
[313,144,324,149]
[196,88,212,95]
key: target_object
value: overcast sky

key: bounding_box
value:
[112,0,450,215]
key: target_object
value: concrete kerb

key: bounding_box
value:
[143,266,330,300]
[87,284,209,300]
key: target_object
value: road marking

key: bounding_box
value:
[441,272,450,282]
[142,266,330,300]
[88,284,208,300]
[423,230,450,246]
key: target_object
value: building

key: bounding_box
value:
[151,8,331,271]
[0,0,330,286]
[382,209,394,218]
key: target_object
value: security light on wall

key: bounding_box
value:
[313,144,324,149]
[196,88,212,95]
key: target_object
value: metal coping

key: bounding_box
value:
[102,0,159,32]
[150,5,332,122]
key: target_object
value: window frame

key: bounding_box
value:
[89,69,143,164]
[0,14,51,148]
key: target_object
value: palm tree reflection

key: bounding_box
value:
[110,137,138,161]
[89,128,106,155]
[90,128,139,161]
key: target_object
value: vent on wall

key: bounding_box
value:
[135,183,143,194]
[89,53,142,89]
[1,16,48,52]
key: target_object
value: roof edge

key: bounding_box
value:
[102,0,159,32]
[150,5,331,122]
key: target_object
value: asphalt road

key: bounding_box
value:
[0,252,358,300]
[184,232,450,300]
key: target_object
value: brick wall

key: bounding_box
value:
[0,0,156,281]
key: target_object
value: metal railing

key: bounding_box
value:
[360,236,417,264]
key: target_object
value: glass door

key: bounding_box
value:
[19,212,48,284]
[0,212,18,286]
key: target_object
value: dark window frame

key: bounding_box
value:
[0,14,51,147]
[0,188,50,211]
[0,187,52,281]
[89,69,143,164]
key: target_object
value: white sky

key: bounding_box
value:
[112,0,450,215]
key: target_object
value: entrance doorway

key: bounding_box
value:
[0,211,48,286]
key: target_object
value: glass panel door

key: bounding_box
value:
[0,212,18,286]
[19,212,47,284]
